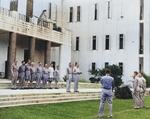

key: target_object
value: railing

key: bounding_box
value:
[0,7,72,46]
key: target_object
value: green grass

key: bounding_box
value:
[1,96,150,119]
[79,78,90,83]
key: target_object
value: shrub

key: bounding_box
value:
[115,86,132,99]
[79,78,90,83]
[63,75,67,82]
[143,73,150,88]
[88,64,123,88]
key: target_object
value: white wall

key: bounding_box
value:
[62,0,141,83]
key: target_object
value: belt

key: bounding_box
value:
[20,71,25,73]
[103,87,111,90]
[37,72,42,73]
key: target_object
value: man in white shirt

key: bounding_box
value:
[73,62,82,92]
[48,63,54,89]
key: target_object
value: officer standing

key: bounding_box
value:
[66,63,73,92]
[54,66,59,89]
[18,61,26,89]
[36,62,42,89]
[25,59,31,89]
[11,59,19,90]
[48,63,54,89]
[30,62,36,89]
[73,62,82,92]
[97,69,114,118]
[42,64,49,89]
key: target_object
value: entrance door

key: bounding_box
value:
[52,61,55,70]
[24,50,29,63]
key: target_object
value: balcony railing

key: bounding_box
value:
[0,7,71,46]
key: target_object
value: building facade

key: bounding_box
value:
[0,0,149,83]
[0,0,72,80]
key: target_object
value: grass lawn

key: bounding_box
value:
[0,96,150,119]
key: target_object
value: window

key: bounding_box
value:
[69,7,73,22]
[105,35,109,50]
[77,6,80,21]
[49,3,51,19]
[140,0,144,20]
[119,62,123,75]
[108,1,111,18]
[10,0,18,11]
[119,34,124,49]
[76,37,79,51]
[92,62,96,71]
[26,0,33,22]
[94,4,98,20]
[105,62,109,67]
[92,36,97,50]
[54,5,57,21]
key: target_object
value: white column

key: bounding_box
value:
[59,44,71,81]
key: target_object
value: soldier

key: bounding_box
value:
[30,62,36,89]
[54,66,59,89]
[73,62,82,92]
[42,64,49,89]
[97,69,114,118]
[138,73,146,108]
[25,59,31,89]
[11,59,19,90]
[48,63,54,89]
[36,62,42,89]
[66,63,73,92]
[18,61,26,89]
[133,73,143,109]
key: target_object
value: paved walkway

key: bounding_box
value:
[0,89,102,95]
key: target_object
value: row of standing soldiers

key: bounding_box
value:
[11,59,59,89]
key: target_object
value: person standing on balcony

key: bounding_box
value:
[11,59,19,90]
[48,63,54,89]
[54,66,59,89]
[97,69,114,118]
[36,62,42,89]
[42,64,49,89]
[66,62,73,92]
[18,61,26,89]
[30,62,36,89]
[73,62,82,92]
[25,59,31,89]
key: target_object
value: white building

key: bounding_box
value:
[0,0,149,83]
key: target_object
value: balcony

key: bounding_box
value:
[0,7,72,46]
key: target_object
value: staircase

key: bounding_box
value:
[0,92,101,108]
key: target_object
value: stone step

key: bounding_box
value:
[0,95,100,107]
[0,80,101,89]
[0,93,101,101]
[0,91,101,97]
[0,98,100,108]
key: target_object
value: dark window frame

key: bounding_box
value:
[92,36,96,50]
[94,4,98,20]
[77,6,80,22]
[105,35,109,50]
[10,0,18,11]
[119,62,123,75]
[105,62,109,67]
[119,34,124,49]
[76,37,79,51]
[69,7,73,22]
[49,3,52,19]
[92,62,96,71]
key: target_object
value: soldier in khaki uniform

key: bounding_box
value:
[11,59,19,90]
[30,62,36,89]
[18,61,26,89]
